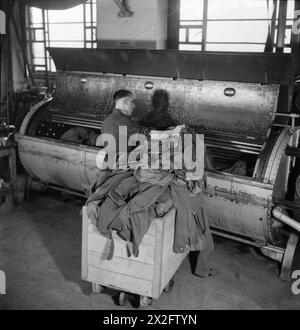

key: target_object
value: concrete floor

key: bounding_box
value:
[1,182,300,310]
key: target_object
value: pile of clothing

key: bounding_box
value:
[86,126,214,276]
[60,127,98,146]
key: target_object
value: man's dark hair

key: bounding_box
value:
[113,89,133,102]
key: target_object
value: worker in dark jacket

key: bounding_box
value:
[99,90,149,152]
[96,90,149,169]
[96,89,149,168]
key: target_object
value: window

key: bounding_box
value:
[179,0,205,51]
[179,0,295,52]
[26,0,97,74]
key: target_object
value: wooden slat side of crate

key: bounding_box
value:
[151,210,189,299]
[82,206,187,299]
[81,206,89,281]
[151,216,164,299]
[160,213,189,292]
[88,220,156,237]
[87,267,153,296]
[88,232,155,265]
[82,206,156,297]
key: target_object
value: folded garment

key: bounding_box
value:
[134,168,174,186]
[86,169,169,257]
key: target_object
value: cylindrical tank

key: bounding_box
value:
[17,48,298,265]
[18,97,297,252]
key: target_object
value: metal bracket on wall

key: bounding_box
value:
[113,0,133,17]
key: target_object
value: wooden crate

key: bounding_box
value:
[81,206,188,299]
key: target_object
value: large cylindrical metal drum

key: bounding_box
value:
[17,48,298,264]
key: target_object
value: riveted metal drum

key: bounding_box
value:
[17,48,300,277]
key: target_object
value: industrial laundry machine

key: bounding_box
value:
[17,48,300,279]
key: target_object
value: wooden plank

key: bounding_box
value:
[81,206,89,280]
[160,212,188,290]
[113,231,155,247]
[88,222,98,233]
[150,209,177,299]
[161,223,175,250]
[161,249,187,291]
[89,220,156,237]
[88,250,154,281]
[151,218,164,299]
[87,266,152,297]
[145,221,156,236]
[88,232,155,265]
[159,211,175,251]
[88,223,155,246]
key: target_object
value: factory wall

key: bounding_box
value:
[1,3,26,123]
[97,0,168,49]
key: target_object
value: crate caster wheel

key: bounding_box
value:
[140,295,152,308]
[92,283,103,294]
[163,279,175,293]
[118,291,127,306]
